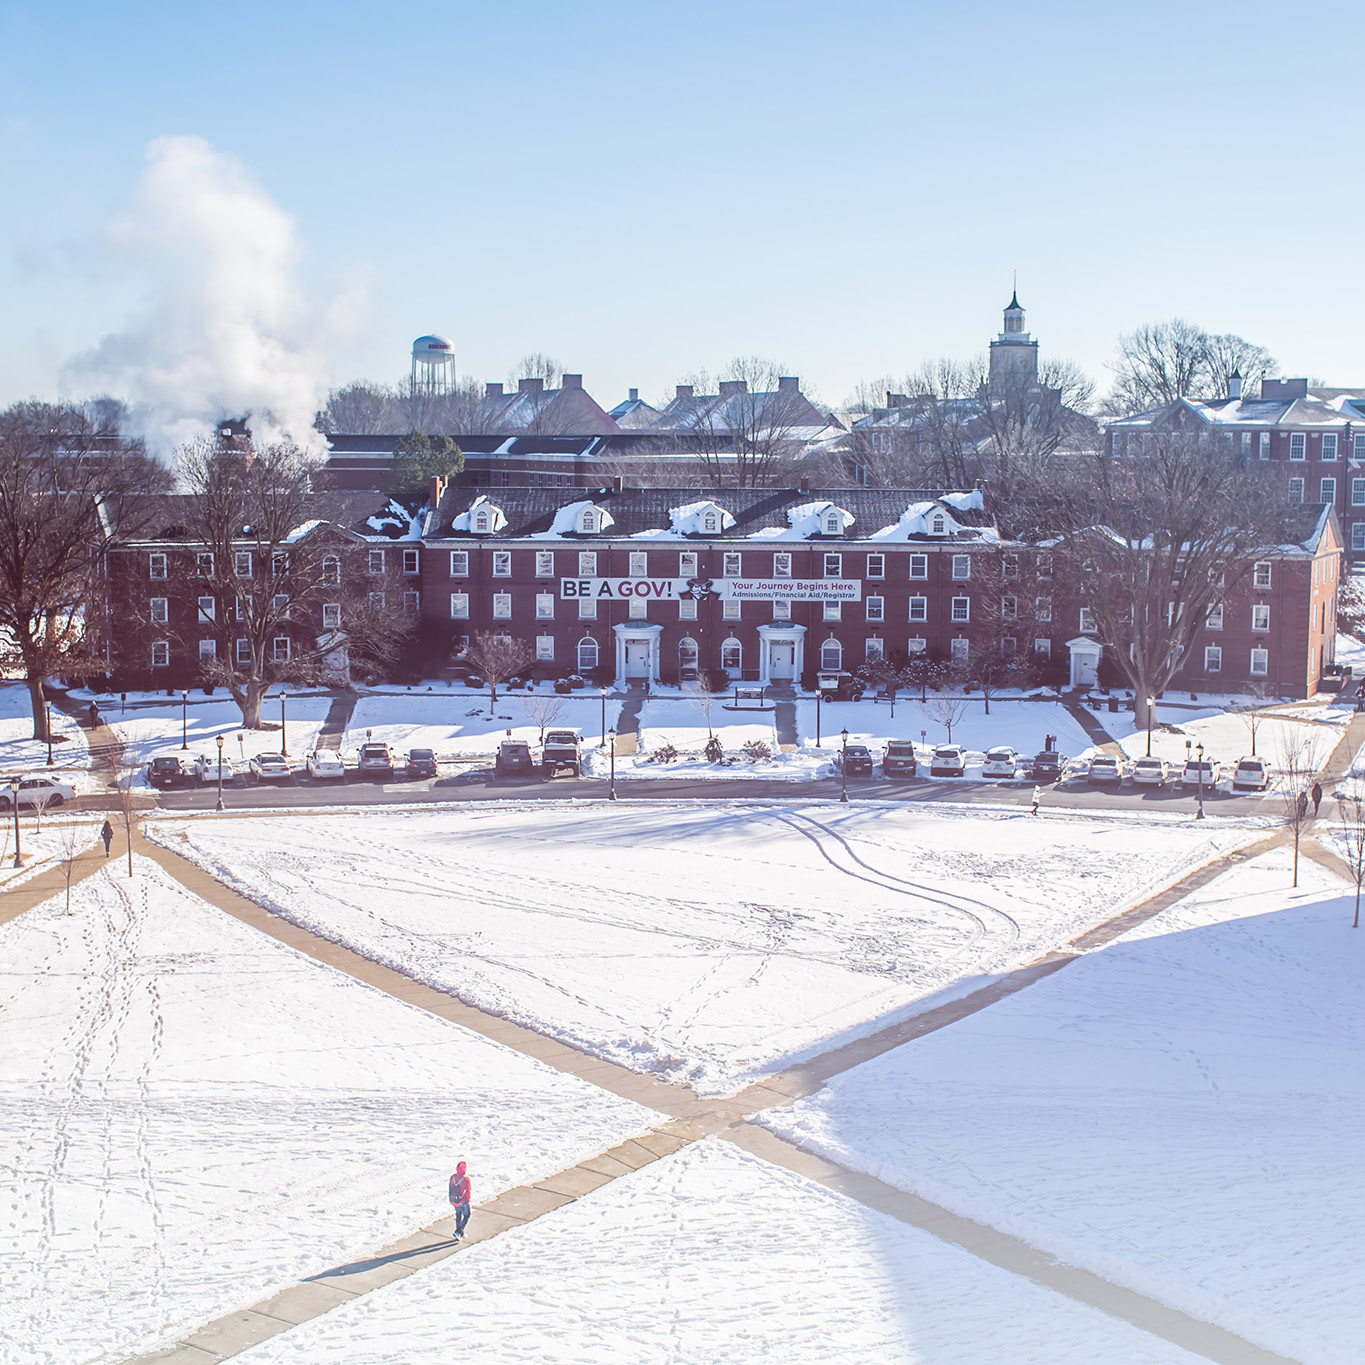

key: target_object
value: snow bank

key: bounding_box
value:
[637,698,777,753]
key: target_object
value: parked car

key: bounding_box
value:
[305,748,346,780]
[0,775,77,809]
[146,754,192,789]
[1131,756,1170,786]
[356,742,396,780]
[1182,756,1222,787]
[494,739,535,776]
[541,729,582,778]
[192,752,236,785]
[404,747,439,779]
[838,743,874,776]
[248,752,293,783]
[1030,750,1067,783]
[1231,756,1270,791]
[981,746,1021,778]
[882,739,918,778]
[1086,754,1127,785]
[930,744,967,777]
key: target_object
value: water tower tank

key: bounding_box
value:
[410,335,456,395]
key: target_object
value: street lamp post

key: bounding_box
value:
[180,689,189,750]
[1145,696,1155,757]
[280,692,288,756]
[9,776,20,868]
[1195,740,1205,820]
[815,686,821,748]
[840,727,849,803]
[215,734,225,812]
[599,687,608,748]
[608,727,618,801]
[45,704,54,767]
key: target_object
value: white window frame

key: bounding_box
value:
[720,637,742,672]
[535,551,555,577]
[321,554,340,586]
[368,549,385,574]
[1259,432,1271,461]
[1001,595,1017,620]
[322,603,341,630]
[908,554,928,580]
[150,597,168,624]
[951,554,971,580]
[1321,477,1337,504]
[678,598,697,620]
[1205,645,1222,673]
[865,596,884,623]
[1033,638,1051,660]
[235,551,253,577]
[819,639,842,671]
[950,637,969,662]
[450,592,469,619]
[772,599,791,620]
[149,552,167,580]
[1323,433,1338,461]
[628,551,648,577]
[403,590,420,615]
[578,551,597,577]
[723,552,742,577]
[196,552,214,578]
[272,637,291,662]
[492,551,512,577]
[822,601,841,621]
[1253,561,1272,588]
[1206,602,1223,630]
[1353,523,1365,552]
[629,597,648,619]
[1035,596,1052,622]
[1289,433,1306,461]
[197,595,215,623]
[197,639,215,662]
[866,553,885,579]
[822,553,841,578]
[951,596,970,623]
[151,640,170,668]
[1251,603,1270,632]
[1288,477,1304,504]
[450,551,469,577]
[679,552,698,577]
[492,592,512,619]
[865,637,884,661]
[400,547,418,575]
[536,593,554,620]
[722,599,741,620]
[577,638,599,672]
[1036,553,1053,580]
[536,636,554,662]
[1079,606,1096,633]
[578,598,597,620]
[908,636,927,654]
[772,552,792,578]
[235,638,251,664]
[1250,647,1269,676]
[1355,434,1365,462]
[909,596,927,622]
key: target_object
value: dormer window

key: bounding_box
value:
[930,513,947,535]
[703,513,718,533]
[824,511,841,535]
[473,510,492,533]
[580,507,599,534]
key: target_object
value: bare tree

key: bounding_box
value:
[924,693,970,743]
[466,631,534,713]
[1106,319,1277,416]
[111,761,141,879]
[683,676,720,738]
[856,652,918,719]
[315,380,400,435]
[1277,736,1316,888]
[57,818,89,914]
[1236,680,1280,756]
[521,692,568,745]
[1333,789,1365,929]
[507,353,566,392]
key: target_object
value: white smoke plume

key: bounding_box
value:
[64,135,360,457]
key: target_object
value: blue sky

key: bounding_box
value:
[2,0,1362,422]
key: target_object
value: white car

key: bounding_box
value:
[305,748,346,780]
[1182,757,1221,788]
[1085,754,1127,786]
[981,746,1020,778]
[1231,756,1270,791]
[0,775,77,809]
[192,753,236,785]
[248,752,293,783]
[1132,756,1170,786]
[930,744,967,777]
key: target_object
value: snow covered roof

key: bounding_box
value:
[868,497,997,544]
[449,495,507,534]
[527,500,616,538]
[1110,393,1356,431]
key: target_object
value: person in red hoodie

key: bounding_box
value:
[449,1161,472,1240]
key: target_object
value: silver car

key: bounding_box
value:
[0,775,77,809]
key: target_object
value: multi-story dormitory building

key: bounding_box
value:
[94,479,1342,698]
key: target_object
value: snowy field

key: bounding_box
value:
[0,814,107,892]
[345,691,622,756]
[768,848,1365,1364]
[155,804,1251,1095]
[0,856,656,1365]
[796,696,1094,760]
[637,697,779,753]
[234,1140,1205,1365]
[102,690,331,776]
[0,685,91,776]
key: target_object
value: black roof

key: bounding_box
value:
[114,492,423,543]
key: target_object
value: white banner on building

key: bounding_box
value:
[560,577,861,603]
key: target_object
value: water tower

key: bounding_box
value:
[410,334,456,396]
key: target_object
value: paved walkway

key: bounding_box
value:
[613,689,645,755]
[1062,698,1124,753]
[119,825,1297,1365]
[316,692,358,751]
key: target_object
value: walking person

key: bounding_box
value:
[100,819,113,858]
[1030,784,1041,816]
[1311,781,1323,816]
[449,1161,471,1240]
[1297,790,1308,822]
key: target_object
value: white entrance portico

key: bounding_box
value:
[612,622,663,685]
[1066,636,1102,689]
[756,623,807,685]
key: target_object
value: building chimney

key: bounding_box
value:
[778,376,799,393]
[1229,371,1243,401]
[562,373,583,389]
[718,380,748,397]
[518,377,545,394]
[612,475,624,492]
[676,384,694,400]
[429,474,446,507]
[798,476,811,493]
[485,382,503,397]
[628,388,639,401]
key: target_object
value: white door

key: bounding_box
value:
[768,642,795,679]
[625,641,651,678]
[1071,650,1099,688]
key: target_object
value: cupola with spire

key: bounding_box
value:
[989,287,1039,392]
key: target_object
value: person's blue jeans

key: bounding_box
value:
[453,1201,470,1237]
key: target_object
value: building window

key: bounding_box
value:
[865,637,884,661]
[951,554,970,580]
[149,553,167,580]
[1035,596,1052,622]
[1036,553,1053,579]
[1000,637,1017,655]
[368,549,385,574]
[1353,523,1365,552]
[1290,433,1306,461]
[272,637,290,662]
[866,596,884,622]
[866,553,884,579]
[578,551,597,577]
[820,639,842,671]
[1253,561,1272,587]
[369,591,385,612]
[493,593,512,619]
[473,509,493,532]
[629,597,648,619]
[578,598,597,619]
[1323,433,1338,461]
[1356,434,1365,462]
[235,551,253,577]
[678,637,699,672]
[1204,645,1222,673]
[679,599,697,620]
[196,553,214,577]
[908,637,927,654]
[721,638,742,672]
[772,599,791,620]
[1002,553,1018,580]
[909,596,927,622]
[197,595,215,623]
[1034,638,1051,660]
[824,510,841,535]
[679,552,698,577]
[536,636,554,662]
[930,514,947,535]
[536,593,554,619]
[450,593,469,619]
[493,552,512,576]
[823,553,841,578]
[1288,478,1304,504]
[823,601,841,621]
[1252,603,1270,631]
[1353,479,1365,507]
[1079,606,1096,632]
[1240,433,1252,460]
[951,596,970,622]
[578,637,598,672]
[1250,647,1269,676]
[703,513,719,533]
[528,551,551,578]
[194,639,214,665]
[322,603,341,630]
[579,508,598,533]
[403,591,420,615]
[909,554,928,579]
[724,552,742,576]
[1259,433,1271,461]
[321,555,339,586]
[950,637,969,662]
[273,593,289,618]
[628,551,647,577]
[1321,478,1337,504]
[150,597,168,624]
[1001,595,1017,619]
[235,638,251,664]
[450,551,469,577]
[723,599,741,620]
[1206,603,1223,630]
[151,641,169,668]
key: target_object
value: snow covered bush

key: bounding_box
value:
[704,735,724,763]
[741,739,772,763]
[650,744,679,764]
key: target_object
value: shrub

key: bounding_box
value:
[741,739,772,763]
[704,735,724,763]
[651,743,678,764]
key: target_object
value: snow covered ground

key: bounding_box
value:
[767,847,1365,1364]
[0,814,107,892]
[0,856,656,1365]
[0,685,91,777]
[234,1139,1206,1365]
[345,691,622,756]
[154,804,1251,1096]
[637,698,779,753]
